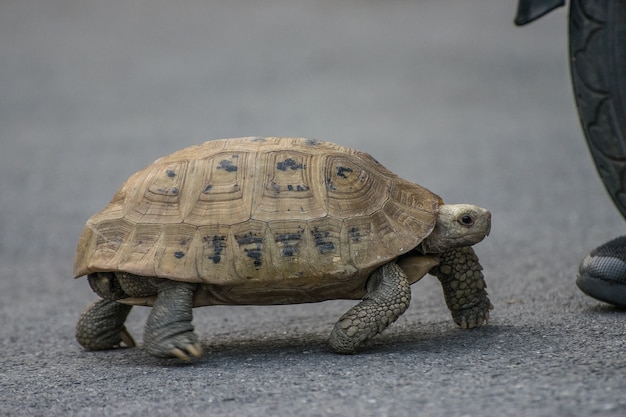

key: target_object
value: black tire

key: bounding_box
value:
[569,0,626,219]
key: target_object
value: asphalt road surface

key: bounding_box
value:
[1,1,625,416]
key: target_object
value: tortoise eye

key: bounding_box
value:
[459,214,474,226]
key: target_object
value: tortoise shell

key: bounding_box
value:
[74,137,442,304]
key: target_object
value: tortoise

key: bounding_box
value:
[74,137,492,360]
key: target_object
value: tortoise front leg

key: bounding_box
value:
[430,246,493,329]
[76,298,135,351]
[143,279,202,361]
[329,262,411,353]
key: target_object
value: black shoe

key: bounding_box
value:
[577,236,626,308]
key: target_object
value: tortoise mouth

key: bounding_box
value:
[461,230,489,247]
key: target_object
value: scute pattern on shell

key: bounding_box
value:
[74,137,441,295]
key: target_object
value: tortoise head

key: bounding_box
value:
[420,204,491,253]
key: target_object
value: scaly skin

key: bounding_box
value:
[76,298,135,350]
[430,246,492,328]
[76,273,202,361]
[142,279,202,361]
[329,262,411,353]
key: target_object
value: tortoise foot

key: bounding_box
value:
[76,299,135,350]
[143,279,201,360]
[454,301,493,329]
[144,329,202,361]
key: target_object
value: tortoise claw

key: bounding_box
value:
[170,343,203,361]
[459,318,468,329]
[456,306,490,330]
[119,327,136,348]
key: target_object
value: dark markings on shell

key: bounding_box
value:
[305,139,320,146]
[275,232,302,257]
[250,137,267,142]
[311,227,335,254]
[235,233,265,267]
[166,169,176,178]
[286,184,309,191]
[236,234,263,245]
[203,184,213,193]
[218,159,238,172]
[174,251,185,259]
[156,187,178,195]
[336,166,353,178]
[204,235,226,264]
[326,178,336,191]
[349,227,361,242]
[244,247,262,267]
[276,158,304,171]
[275,233,302,242]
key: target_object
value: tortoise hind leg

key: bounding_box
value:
[76,299,135,351]
[329,262,411,353]
[143,279,202,361]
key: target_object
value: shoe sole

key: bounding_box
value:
[576,273,626,309]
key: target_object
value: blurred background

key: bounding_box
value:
[1,1,624,416]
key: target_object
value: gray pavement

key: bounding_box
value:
[1,1,625,416]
